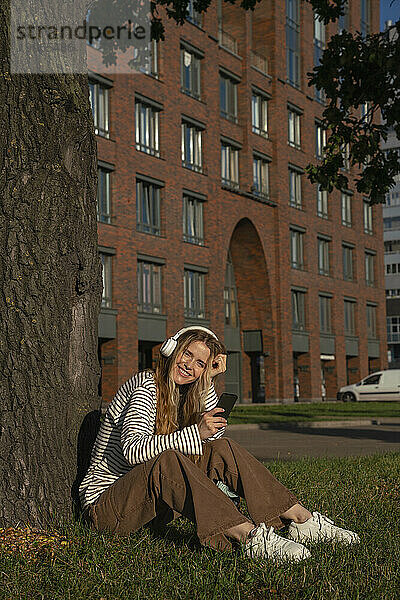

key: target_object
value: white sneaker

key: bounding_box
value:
[288,512,360,545]
[244,523,311,563]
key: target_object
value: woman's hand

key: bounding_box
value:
[198,407,227,440]
[210,353,227,379]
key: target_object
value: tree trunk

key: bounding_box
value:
[0,1,101,526]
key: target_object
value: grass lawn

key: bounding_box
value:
[1,453,399,599]
[229,401,400,424]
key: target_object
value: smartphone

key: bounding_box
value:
[215,393,238,420]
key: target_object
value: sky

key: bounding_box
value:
[380,0,400,30]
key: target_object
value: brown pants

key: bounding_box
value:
[87,437,298,550]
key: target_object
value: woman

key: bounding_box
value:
[80,326,359,563]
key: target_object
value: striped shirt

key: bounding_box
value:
[79,371,225,509]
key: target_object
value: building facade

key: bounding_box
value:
[383,22,400,369]
[383,125,400,367]
[91,0,385,404]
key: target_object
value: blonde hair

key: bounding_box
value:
[154,330,226,435]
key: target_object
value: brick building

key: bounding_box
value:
[90,0,385,404]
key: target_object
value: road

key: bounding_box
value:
[226,423,400,461]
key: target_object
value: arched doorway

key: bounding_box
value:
[226,219,274,403]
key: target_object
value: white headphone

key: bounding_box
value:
[159,326,219,357]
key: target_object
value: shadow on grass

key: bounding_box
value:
[144,518,202,551]
[264,423,400,443]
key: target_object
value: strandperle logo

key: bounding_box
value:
[10,0,151,74]
[15,21,147,46]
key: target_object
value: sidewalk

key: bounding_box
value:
[228,417,400,430]
[226,420,400,461]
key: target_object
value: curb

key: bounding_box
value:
[227,417,400,430]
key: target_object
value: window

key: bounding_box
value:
[385,240,400,254]
[315,122,326,159]
[137,260,162,314]
[135,99,160,157]
[384,216,400,230]
[289,168,302,209]
[314,14,325,102]
[224,287,238,327]
[363,200,373,234]
[136,179,161,235]
[150,40,159,78]
[365,252,375,286]
[221,141,239,189]
[386,189,400,206]
[220,72,238,123]
[319,295,332,333]
[360,101,371,123]
[364,373,381,385]
[182,120,203,172]
[183,193,204,245]
[341,143,350,171]
[386,263,400,275]
[99,252,112,308]
[181,46,201,99]
[290,229,304,269]
[186,0,202,26]
[387,316,400,342]
[288,107,301,148]
[224,253,238,327]
[386,289,400,298]
[318,238,330,276]
[361,0,370,37]
[184,269,205,319]
[341,192,352,227]
[139,39,159,78]
[292,289,306,331]
[286,0,300,87]
[317,186,328,218]
[218,27,238,54]
[343,245,354,281]
[338,1,349,32]
[344,300,355,335]
[253,155,270,199]
[252,91,268,137]
[366,304,376,338]
[251,50,268,74]
[89,79,110,138]
[97,165,112,224]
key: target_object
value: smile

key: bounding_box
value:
[177,366,192,378]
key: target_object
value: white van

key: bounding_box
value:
[338,370,400,402]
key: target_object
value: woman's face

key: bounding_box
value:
[172,340,211,386]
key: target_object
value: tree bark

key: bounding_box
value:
[0,1,101,525]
